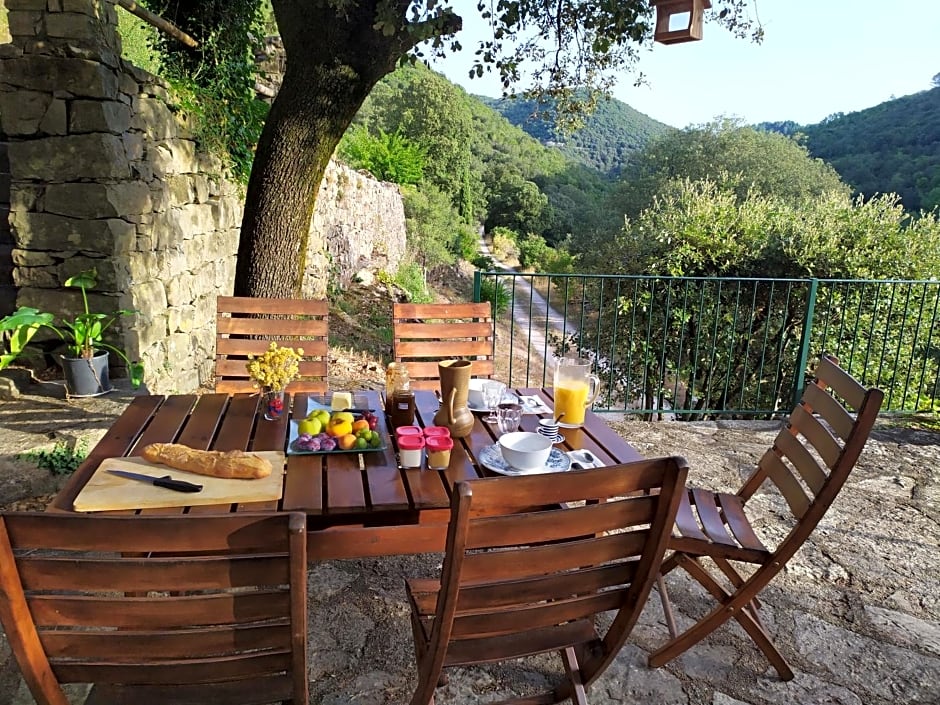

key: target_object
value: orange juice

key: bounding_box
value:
[554,382,590,426]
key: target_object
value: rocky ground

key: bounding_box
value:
[1,376,938,704]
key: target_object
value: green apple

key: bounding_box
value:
[298,417,322,436]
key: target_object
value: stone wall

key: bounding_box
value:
[0,1,406,393]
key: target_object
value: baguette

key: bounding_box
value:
[141,443,272,479]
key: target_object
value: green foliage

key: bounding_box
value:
[610,119,850,225]
[21,440,89,476]
[392,262,434,304]
[798,87,940,212]
[490,226,519,263]
[54,270,137,364]
[140,0,269,182]
[479,278,511,318]
[116,9,161,73]
[402,185,459,270]
[0,308,54,371]
[481,93,672,176]
[517,233,576,273]
[339,126,425,185]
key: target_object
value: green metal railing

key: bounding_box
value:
[474,272,940,418]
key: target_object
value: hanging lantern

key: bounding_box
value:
[651,0,712,45]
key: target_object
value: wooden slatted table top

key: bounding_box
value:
[49,389,643,558]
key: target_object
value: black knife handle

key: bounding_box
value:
[154,475,203,493]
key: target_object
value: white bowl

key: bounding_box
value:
[498,431,553,471]
[467,378,488,408]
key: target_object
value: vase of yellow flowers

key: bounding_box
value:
[246,342,304,421]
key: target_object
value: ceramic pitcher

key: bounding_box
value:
[433,359,475,438]
[553,357,601,427]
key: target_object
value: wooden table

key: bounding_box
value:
[50,388,642,559]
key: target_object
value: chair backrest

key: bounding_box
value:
[0,512,308,705]
[419,457,687,689]
[392,302,494,390]
[216,295,329,393]
[738,354,884,557]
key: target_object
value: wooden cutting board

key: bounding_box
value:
[73,451,286,512]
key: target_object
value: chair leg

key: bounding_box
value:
[560,647,588,705]
[657,573,680,639]
[649,554,794,680]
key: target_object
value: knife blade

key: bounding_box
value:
[107,469,203,493]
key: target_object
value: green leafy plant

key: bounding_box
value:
[0,307,54,370]
[47,270,138,364]
[21,439,89,476]
[479,278,511,317]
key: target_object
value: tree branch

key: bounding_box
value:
[115,0,198,49]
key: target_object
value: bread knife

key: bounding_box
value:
[107,469,203,493]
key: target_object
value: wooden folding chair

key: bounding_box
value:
[405,457,689,705]
[0,512,308,705]
[392,302,495,390]
[215,295,329,393]
[649,355,884,680]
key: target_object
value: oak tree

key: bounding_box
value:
[234,1,760,296]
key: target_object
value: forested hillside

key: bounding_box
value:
[764,87,940,213]
[342,64,617,256]
[479,94,672,175]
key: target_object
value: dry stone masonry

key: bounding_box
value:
[0,0,406,393]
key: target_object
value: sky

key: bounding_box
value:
[431,1,939,128]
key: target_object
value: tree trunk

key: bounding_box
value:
[234,1,459,298]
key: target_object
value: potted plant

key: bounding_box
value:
[45,269,140,397]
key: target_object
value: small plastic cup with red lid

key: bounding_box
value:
[426,435,454,470]
[398,434,425,469]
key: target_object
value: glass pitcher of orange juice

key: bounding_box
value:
[552,357,601,427]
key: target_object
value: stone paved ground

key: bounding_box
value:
[1,383,938,705]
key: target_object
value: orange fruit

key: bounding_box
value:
[352,419,370,432]
[338,433,357,450]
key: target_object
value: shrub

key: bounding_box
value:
[479,278,511,317]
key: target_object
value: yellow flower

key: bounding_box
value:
[246,342,304,392]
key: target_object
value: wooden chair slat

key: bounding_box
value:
[774,423,828,495]
[452,591,626,639]
[394,321,494,339]
[90,674,293,705]
[789,405,842,469]
[394,302,490,319]
[41,623,290,660]
[675,491,709,540]
[801,383,855,440]
[395,340,494,358]
[28,591,289,629]
[217,319,329,338]
[19,556,289,593]
[454,562,637,613]
[814,355,866,409]
[216,296,329,316]
[444,619,597,667]
[689,488,738,545]
[51,650,292,685]
[715,494,767,552]
[651,355,883,680]
[760,449,811,518]
[466,496,657,550]
[461,531,649,583]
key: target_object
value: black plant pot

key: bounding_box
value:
[59,351,113,397]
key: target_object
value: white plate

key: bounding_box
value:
[478,443,572,476]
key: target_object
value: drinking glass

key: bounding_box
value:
[496,402,523,435]
[482,380,505,423]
